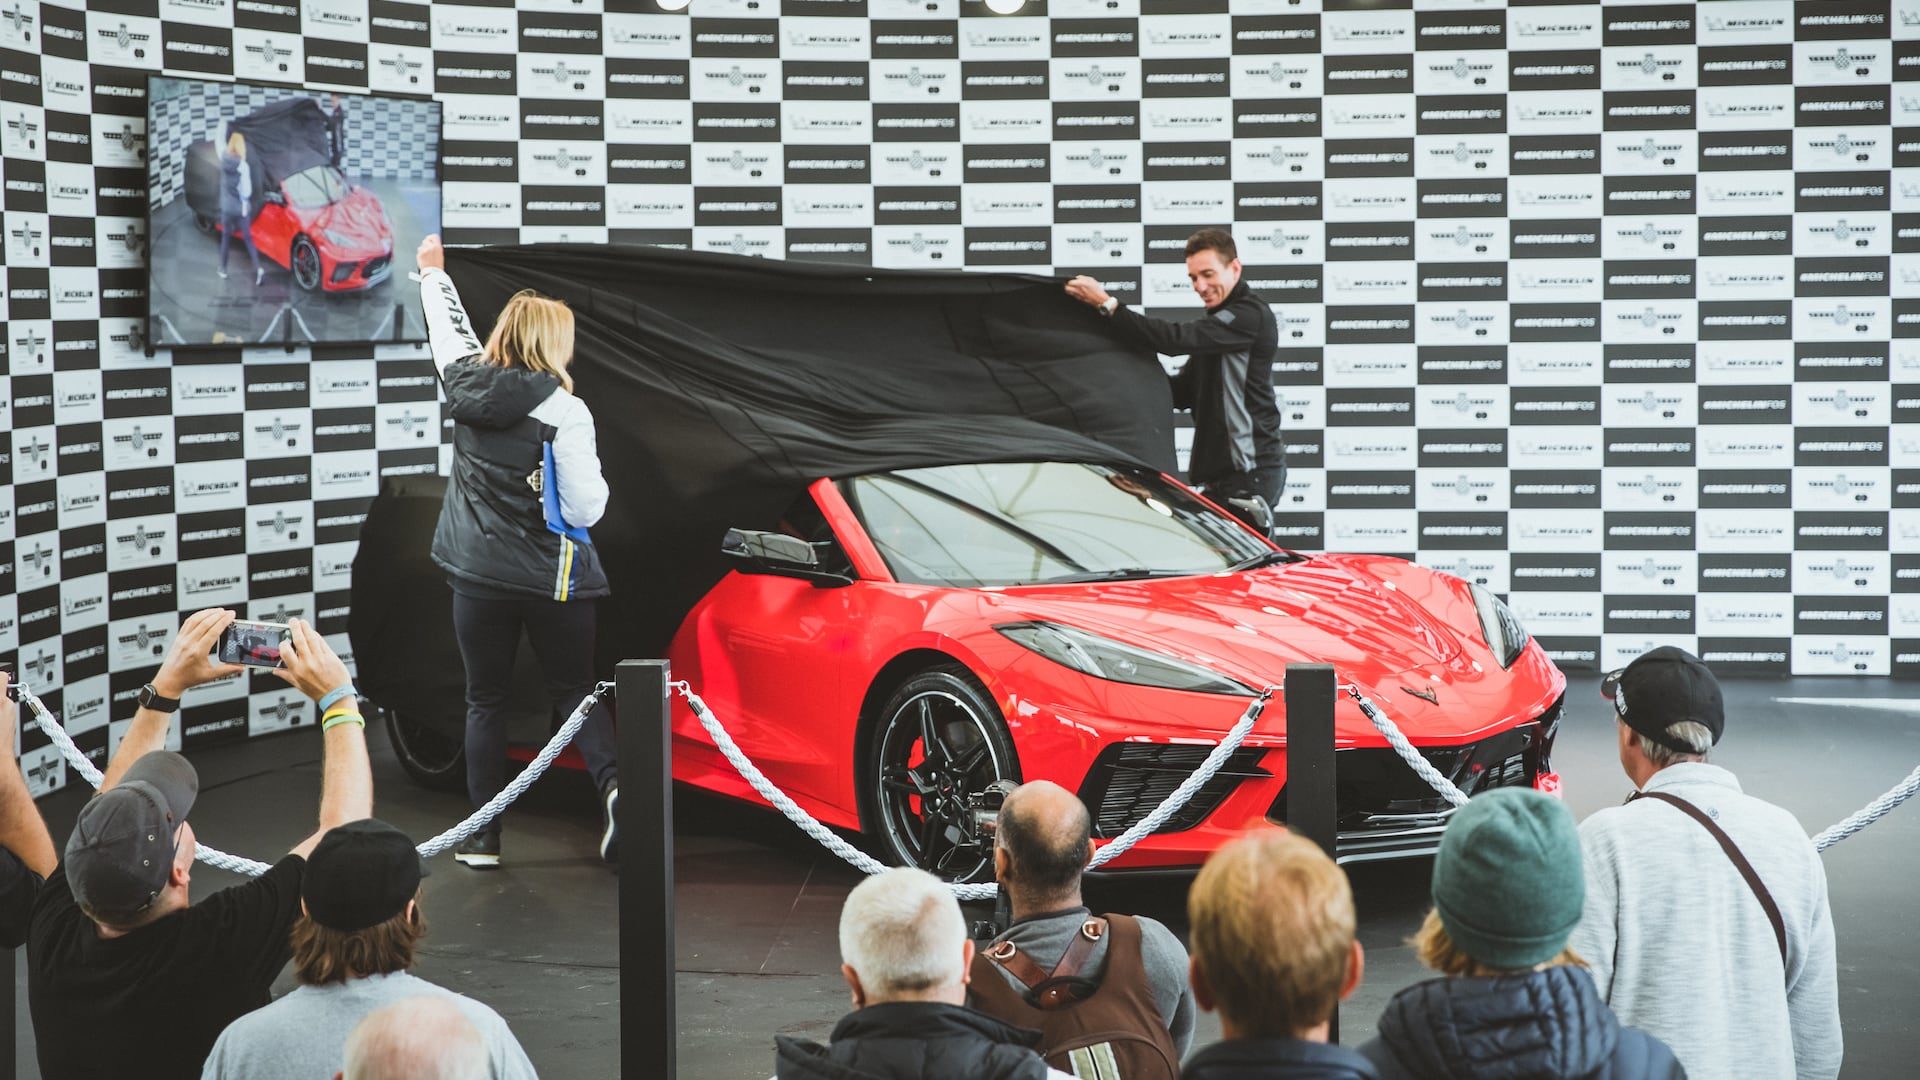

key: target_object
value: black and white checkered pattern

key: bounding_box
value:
[4,0,1919,810]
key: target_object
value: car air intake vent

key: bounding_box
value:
[1078,743,1269,838]
[1268,722,1541,830]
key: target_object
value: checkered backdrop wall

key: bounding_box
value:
[6,0,1920,804]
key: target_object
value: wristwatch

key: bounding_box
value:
[135,683,181,715]
[1098,296,1119,316]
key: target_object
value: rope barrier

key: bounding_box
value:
[674,681,1274,901]
[1338,681,1918,853]
[13,681,611,876]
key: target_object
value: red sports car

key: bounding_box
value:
[662,460,1565,880]
[244,164,394,292]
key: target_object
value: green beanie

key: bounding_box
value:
[1430,787,1585,971]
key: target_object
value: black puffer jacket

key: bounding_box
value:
[1358,967,1686,1080]
[430,361,610,601]
[774,1002,1052,1080]
[1182,1036,1381,1079]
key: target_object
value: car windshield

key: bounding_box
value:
[282,165,347,209]
[842,462,1278,588]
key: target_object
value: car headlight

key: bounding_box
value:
[1471,584,1530,669]
[321,228,354,246]
[996,622,1254,696]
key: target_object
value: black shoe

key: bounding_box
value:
[455,829,501,869]
[599,780,619,865]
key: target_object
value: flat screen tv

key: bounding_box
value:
[146,75,441,349]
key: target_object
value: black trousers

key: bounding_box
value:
[451,591,619,827]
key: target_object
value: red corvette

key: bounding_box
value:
[663,460,1566,879]
[244,165,394,293]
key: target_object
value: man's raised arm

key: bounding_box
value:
[101,608,244,792]
[0,672,57,878]
[1064,275,1260,356]
[272,620,372,860]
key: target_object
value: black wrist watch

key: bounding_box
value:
[136,684,181,714]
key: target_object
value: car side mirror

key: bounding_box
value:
[264,190,286,206]
[721,528,852,588]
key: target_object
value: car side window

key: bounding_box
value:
[776,492,853,578]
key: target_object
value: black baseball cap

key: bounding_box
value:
[1601,646,1725,752]
[66,751,199,922]
[302,819,428,932]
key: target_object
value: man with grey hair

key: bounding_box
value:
[1569,646,1840,1080]
[774,867,1070,1080]
[335,996,487,1080]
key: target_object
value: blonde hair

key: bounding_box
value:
[226,132,246,156]
[1411,908,1587,977]
[1189,832,1354,1038]
[483,289,576,392]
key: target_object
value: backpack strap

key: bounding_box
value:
[1630,790,1787,963]
[985,918,1110,1010]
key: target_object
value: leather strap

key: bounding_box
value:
[986,917,1110,1010]
[1631,790,1787,963]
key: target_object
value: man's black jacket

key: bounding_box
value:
[774,1001,1053,1080]
[1109,280,1283,487]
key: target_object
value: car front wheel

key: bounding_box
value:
[385,705,468,792]
[291,235,322,291]
[868,665,1019,883]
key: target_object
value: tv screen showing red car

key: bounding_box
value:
[146,75,441,349]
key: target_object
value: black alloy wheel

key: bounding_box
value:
[869,666,1020,883]
[386,706,468,792]
[291,235,321,291]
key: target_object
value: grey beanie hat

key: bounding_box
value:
[1430,787,1585,971]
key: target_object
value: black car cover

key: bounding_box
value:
[230,98,332,212]
[364,244,1177,687]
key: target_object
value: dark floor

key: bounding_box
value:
[11,675,1919,1077]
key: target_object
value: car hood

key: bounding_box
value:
[310,189,387,245]
[985,558,1469,689]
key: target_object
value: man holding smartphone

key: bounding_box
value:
[26,609,376,1080]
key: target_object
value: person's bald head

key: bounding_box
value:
[995,781,1094,907]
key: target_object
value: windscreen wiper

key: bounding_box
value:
[1036,567,1172,585]
[1227,550,1298,572]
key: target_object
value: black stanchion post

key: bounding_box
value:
[1,946,14,1080]
[1284,662,1338,1042]
[617,660,673,1078]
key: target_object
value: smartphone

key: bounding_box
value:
[218,621,291,669]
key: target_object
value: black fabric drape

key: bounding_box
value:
[228,98,331,192]
[439,244,1177,663]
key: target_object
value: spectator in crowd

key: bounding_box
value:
[336,996,489,1080]
[1359,788,1683,1080]
[1182,832,1374,1080]
[28,611,373,1080]
[1570,647,1841,1080]
[775,867,1070,1080]
[968,780,1190,1075]
[0,670,58,944]
[203,819,535,1079]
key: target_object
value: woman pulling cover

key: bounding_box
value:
[415,235,620,869]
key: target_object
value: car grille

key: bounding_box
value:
[1265,698,1561,862]
[363,256,390,280]
[1078,743,1269,837]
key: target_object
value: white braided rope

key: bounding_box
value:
[1811,764,1920,852]
[1340,684,1470,809]
[675,681,1273,901]
[15,682,607,875]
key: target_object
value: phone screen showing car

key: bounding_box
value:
[219,621,291,668]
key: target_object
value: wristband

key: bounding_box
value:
[317,685,358,714]
[321,710,365,733]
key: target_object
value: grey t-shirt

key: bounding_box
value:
[201,970,538,1080]
[970,907,1196,1056]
